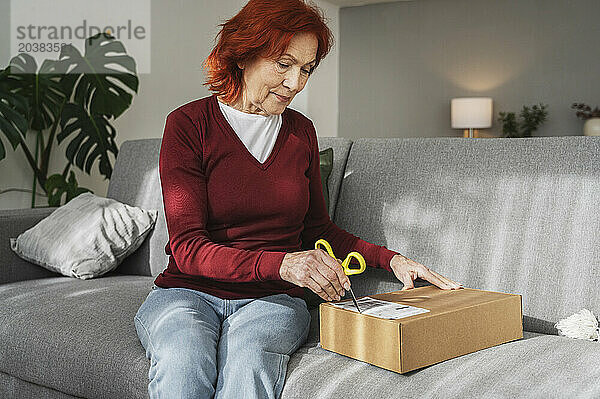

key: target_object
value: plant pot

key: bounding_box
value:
[584,118,600,136]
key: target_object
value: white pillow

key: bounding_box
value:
[10,192,158,280]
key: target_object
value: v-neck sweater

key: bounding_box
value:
[154,94,400,299]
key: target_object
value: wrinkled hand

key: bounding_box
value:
[390,254,463,290]
[280,250,351,301]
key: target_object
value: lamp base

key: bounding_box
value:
[463,129,479,138]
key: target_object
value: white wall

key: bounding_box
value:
[339,0,600,139]
[0,0,339,209]
[287,0,340,137]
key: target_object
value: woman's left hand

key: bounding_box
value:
[389,254,463,291]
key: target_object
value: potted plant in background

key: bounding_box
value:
[571,103,600,136]
[497,103,548,138]
[0,32,139,207]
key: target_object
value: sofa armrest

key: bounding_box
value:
[0,207,62,285]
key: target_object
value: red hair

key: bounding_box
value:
[202,0,334,104]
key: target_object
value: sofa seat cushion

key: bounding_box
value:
[0,274,154,399]
[281,331,600,399]
[5,276,598,399]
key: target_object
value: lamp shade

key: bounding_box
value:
[451,97,493,129]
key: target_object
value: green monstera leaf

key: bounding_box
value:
[58,102,118,179]
[0,32,138,207]
[0,67,29,160]
[45,171,92,207]
[57,32,139,119]
[4,53,67,131]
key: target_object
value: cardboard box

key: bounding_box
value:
[319,285,523,373]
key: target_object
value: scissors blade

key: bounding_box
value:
[349,288,362,313]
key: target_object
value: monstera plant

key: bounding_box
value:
[0,32,138,207]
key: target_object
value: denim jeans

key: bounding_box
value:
[133,284,311,399]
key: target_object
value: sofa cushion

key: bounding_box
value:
[335,136,600,335]
[316,137,353,220]
[0,371,77,399]
[320,147,334,212]
[0,274,154,399]
[9,193,158,280]
[0,276,325,398]
[3,276,598,399]
[281,332,600,398]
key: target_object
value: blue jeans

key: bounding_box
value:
[134,285,311,399]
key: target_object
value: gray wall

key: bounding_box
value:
[0,0,338,209]
[340,0,600,138]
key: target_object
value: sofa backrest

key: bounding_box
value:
[335,136,600,334]
[107,137,353,278]
[106,139,166,277]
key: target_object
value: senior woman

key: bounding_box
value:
[134,0,462,398]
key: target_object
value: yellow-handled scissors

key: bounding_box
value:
[315,238,366,312]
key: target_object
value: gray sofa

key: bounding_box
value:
[2,135,600,398]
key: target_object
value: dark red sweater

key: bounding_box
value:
[154,94,400,299]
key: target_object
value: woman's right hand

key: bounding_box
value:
[280,250,351,301]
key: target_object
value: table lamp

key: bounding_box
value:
[451,97,493,138]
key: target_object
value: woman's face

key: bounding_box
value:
[232,32,318,116]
